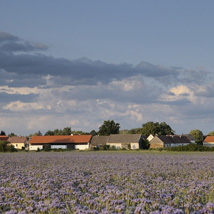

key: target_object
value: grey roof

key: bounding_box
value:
[182,134,195,141]
[91,136,109,146]
[108,134,142,144]
[152,135,191,144]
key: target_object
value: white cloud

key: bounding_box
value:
[3,101,50,111]
[110,77,143,91]
[0,86,40,95]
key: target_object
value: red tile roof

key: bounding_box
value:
[204,136,214,143]
[29,135,92,144]
[0,136,9,141]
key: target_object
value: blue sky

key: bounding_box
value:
[0,0,214,135]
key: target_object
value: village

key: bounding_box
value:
[1,132,214,152]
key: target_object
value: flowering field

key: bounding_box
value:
[1,152,214,214]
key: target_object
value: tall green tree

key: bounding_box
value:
[0,131,6,135]
[189,129,203,145]
[141,122,174,136]
[98,120,120,136]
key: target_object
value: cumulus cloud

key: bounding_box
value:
[3,101,51,112]
[1,31,214,135]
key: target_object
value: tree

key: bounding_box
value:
[98,120,120,136]
[90,130,97,136]
[0,140,8,152]
[45,130,54,136]
[129,128,142,134]
[34,131,42,136]
[0,131,6,135]
[62,127,72,135]
[8,133,16,137]
[141,122,174,136]
[159,122,175,135]
[189,129,203,145]
[208,131,214,136]
[141,139,150,149]
[119,129,129,134]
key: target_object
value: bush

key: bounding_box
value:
[43,145,51,152]
[0,141,17,152]
[7,145,17,153]
[0,140,8,152]
[109,146,117,150]
[166,144,214,152]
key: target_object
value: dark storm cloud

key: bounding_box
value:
[0,32,18,42]
[0,31,48,53]
[0,31,185,87]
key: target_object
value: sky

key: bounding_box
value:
[0,0,214,136]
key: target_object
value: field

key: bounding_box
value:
[1,151,214,213]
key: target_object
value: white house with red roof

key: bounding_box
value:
[29,135,92,151]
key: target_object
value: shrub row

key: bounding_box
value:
[166,143,214,152]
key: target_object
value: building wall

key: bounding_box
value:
[150,137,164,148]
[29,145,43,151]
[203,142,214,147]
[11,143,25,150]
[131,143,139,149]
[51,145,67,149]
[150,142,164,148]
[170,143,189,147]
[75,144,89,150]
[107,143,122,149]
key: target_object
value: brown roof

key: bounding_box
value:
[29,135,92,144]
[0,136,8,141]
[91,136,109,146]
[108,134,142,144]
[8,136,28,144]
[204,136,214,143]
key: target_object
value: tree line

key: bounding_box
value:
[1,120,213,145]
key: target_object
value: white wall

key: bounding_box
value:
[51,145,67,149]
[75,144,89,150]
[29,145,43,151]
[131,143,139,149]
[170,143,189,147]
[203,142,214,147]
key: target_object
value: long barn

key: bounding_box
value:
[29,135,92,151]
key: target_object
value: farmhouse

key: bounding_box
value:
[29,135,92,151]
[90,135,109,148]
[8,136,28,150]
[150,135,191,148]
[203,136,214,147]
[107,134,142,149]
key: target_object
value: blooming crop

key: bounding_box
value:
[0,152,214,213]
